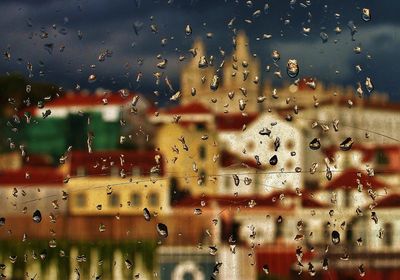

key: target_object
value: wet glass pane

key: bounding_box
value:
[0,0,399,279]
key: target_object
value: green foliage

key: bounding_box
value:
[0,73,58,118]
[0,239,157,279]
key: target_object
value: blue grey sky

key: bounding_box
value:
[0,0,399,100]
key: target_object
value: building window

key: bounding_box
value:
[285,140,294,150]
[199,145,206,160]
[376,149,389,165]
[199,169,206,186]
[275,216,284,240]
[224,176,231,191]
[196,123,206,131]
[344,189,351,208]
[76,193,87,208]
[131,193,141,206]
[132,167,141,177]
[76,166,86,177]
[384,223,393,247]
[148,193,159,207]
[110,166,119,177]
[108,193,120,207]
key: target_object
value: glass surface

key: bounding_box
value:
[0,1,399,279]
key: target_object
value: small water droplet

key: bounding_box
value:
[320,32,329,43]
[88,74,96,83]
[271,50,280,62]
[185,24,192,36]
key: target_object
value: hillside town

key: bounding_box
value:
[1,32,400,280]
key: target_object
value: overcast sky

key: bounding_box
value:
[0,0,399,101]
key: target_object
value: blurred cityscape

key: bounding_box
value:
[1,32,400,280]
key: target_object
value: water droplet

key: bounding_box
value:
[322,257,329,270]
[309,138,321,150]
[185,24,192,36]
[124,259,133,270]
[209,246,218,256]
[362,8,371,22]
[157,223,168,238]
[287,59,299,78]
[198,56,208,68]
[32,210,42,223]
[339,137,353,151]
[269,155,278,165]
[365,77,374,93]
[271,50,280,62]
[157,59,167,69]
[331,230,340,245]
[49,239,57,248]
[371,211,378,224]
[238,99,246,111]
[262,264,269,274]
[232,174,240,186]
[88,74,96,83]
[210,75,220,91]
[320,32,329,43]
[143,208,151,221]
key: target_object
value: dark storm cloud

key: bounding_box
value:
[0,0,399,100]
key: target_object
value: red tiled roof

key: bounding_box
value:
[162,102,211,115]
[220,150,263,170]
[301,195,327,208]
[324,168,388,190]
[69,150,163,176]
[323,144,400,163]
[173,193,300,209]
[256,246,314,277]
[297,77,316,91]
[45,92,135,107]
[0,168,64,186]
[216,113,258,130]
[376,194,400,208]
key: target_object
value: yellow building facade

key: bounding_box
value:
[67,175,170,215]
[154,122,219,197]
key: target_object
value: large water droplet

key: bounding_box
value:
[157,223,168,238]
[125,259,133,270]
[143,208,151,221]
[331,230,340,245]
[362,8,371,22]
[287,59,299,78]
[198,56,208,68]
[269,155,278,165]
[210,75,220,91]
[339,137,353,151]
[309,138,321,150]
[262,264,269,275]
[32,210,42,223]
